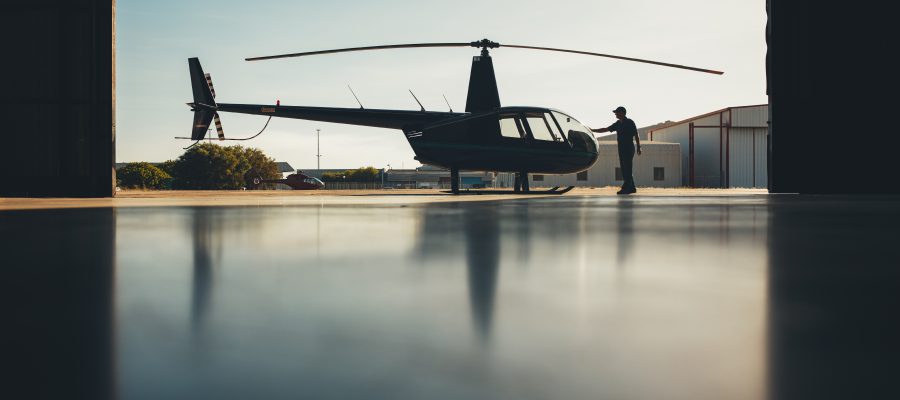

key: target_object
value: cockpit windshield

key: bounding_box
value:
[551,111,591,139]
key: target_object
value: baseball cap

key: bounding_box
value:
[612,106,627,113]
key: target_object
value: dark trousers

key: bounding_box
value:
[618,142,635,189]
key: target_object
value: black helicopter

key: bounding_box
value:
[183,39,722,193]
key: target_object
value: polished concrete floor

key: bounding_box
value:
[3,193,898,399]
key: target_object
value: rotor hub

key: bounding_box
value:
[470,38,500,56]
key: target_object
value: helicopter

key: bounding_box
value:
[251,171,325,190]
[183,39,722,193]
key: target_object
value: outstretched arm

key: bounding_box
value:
[635,131,642,155]
[592,127,610,133]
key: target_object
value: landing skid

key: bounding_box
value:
[443,186,575,195]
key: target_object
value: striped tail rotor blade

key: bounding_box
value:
[204,72,217,99]
[214,113,225,140]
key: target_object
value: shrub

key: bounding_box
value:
[116,162,172,189]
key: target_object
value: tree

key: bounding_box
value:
[169,143,280,190]
[347,166,379,182]
[321,167,379,182]
[158,159,177,179]
[171,143,243,189]
[116,162,172,189]
[239,146,281,189]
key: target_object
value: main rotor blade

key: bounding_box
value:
[246,42,473,61]
[501,44,724,75]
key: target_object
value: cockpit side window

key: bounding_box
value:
[524,113,559,142]
[499,114,525,139]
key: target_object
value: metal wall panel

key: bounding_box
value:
[755,129,768,188]
[730,105,768,128]
[766,1,900,194]
[728,127,769,189]
[1,1,115,197]
[693,126,723,188]
[729,129,756,187]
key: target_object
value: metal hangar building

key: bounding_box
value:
[649,105,768,188]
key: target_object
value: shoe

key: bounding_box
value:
[617,187,636,195]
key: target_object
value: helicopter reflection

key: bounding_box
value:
[190,208,222,333]
[413,200,590,342]
[414,203,501,342]
[464,206,500,341]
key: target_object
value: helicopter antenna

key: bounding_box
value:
[442,94,453,113]
[409,90,425,111]
[347,85,364,109]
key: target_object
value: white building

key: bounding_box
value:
[495,141,682,188]
[648,105,768,188]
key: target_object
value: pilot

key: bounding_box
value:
[591,106,642,194]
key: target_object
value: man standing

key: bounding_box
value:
[592,106,642,194]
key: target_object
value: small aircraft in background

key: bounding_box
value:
[182,38,722,193]
[252,171,325,190]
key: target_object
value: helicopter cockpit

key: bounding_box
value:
[305,177,325,186]
[499,111,564,142]
[495,108,595,150]
[551,111,593,141]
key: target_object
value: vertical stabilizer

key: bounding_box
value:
[187,58,219,140]
[465,55,501,113]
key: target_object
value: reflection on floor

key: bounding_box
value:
[3,195,898,399]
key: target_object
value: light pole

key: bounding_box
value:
[316,129,321,173]
[382,164,391,188]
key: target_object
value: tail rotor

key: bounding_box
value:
[205,72,225,141]
[178,58,275,146]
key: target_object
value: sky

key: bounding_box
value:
[117,0,767,170]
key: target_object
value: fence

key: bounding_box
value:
[319,182,487,190]
[321,182,382,190]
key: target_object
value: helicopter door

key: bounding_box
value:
[499,114,526,139]
[523,113,564,143]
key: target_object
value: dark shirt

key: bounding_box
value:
[607,118,638,145]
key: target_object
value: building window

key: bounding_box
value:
[533,174,544,181]
[576,171,588,181]
[614,168,623,181]
[654,167,665,181]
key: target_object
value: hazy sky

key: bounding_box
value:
[117,0,766,169]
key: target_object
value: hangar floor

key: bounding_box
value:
[3,190,898,399]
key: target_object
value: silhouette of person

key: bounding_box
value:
[592,106,642,194]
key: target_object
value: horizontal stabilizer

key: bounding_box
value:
[191,109,216,141]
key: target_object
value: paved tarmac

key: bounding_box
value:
[3,190,898,399]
